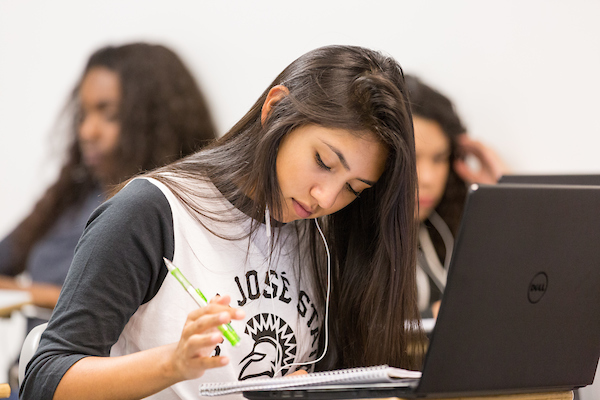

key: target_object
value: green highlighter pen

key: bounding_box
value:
[163,257,241,347]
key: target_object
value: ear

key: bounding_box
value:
[261,85,290,125]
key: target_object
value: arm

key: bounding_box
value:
[453,134,510,184]
[0,276,61,309]
[55,296,244,400]
[0,190,102,309]
[0,234,61,308]
[20,179,243,400]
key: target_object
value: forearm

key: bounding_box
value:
[30,282,62,308]
[50,301,240,400]
[0,275,61,308]
[54,343,181,400]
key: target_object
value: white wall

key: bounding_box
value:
[1,0,599,237]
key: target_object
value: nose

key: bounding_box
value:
[78,113,100,143]
[417,159,433,188]
[310,180,342,211]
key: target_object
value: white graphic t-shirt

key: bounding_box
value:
[21,178,322,400]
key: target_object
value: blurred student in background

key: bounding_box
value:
[0,42,217,324]
[405,74,509,318]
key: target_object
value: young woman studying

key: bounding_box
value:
[21,45,424,400]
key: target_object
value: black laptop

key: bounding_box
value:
[244,184,600,399]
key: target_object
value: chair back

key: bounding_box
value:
[18,322,47,386]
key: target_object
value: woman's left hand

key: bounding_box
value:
[453,134,509,184]
[288,369,309,377]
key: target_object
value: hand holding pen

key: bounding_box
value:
[163,258,245,380]
[164,258,241,346]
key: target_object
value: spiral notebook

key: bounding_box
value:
[198,365,421,396]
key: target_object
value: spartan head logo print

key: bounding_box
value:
[238,313,297,380]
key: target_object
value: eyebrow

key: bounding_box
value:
[322,141,375,186]
[94,100,119,111]
[80,100,118,113]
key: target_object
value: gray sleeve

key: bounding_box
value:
[20,179,175,400]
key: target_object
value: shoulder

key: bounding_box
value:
[108,178,170,210]
[81,178,175,274]
[89,178,172,227]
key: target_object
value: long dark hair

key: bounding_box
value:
[405,74,468,238]
[147,45,424,370]
[8,42,217,276]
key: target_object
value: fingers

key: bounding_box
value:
[209,294,232,305]
[171,298,244,380]
[455,134,508,184]
[453,159,478,183]
[186,296,244,321]
[182,331,223,358]
[454,158,498,185]
[183,311,227,338]
[183,304,245,340]
[171,330,230,380]
[457,135,494,168]
[189,354,230,370]
[288,369,309,376]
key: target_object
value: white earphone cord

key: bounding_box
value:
[273,217,331,376]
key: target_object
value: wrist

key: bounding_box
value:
[158,343,184,385]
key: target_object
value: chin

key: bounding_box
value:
[418,211,431,222]
[280,215,295,223]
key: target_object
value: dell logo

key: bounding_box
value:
[530,283,546,291]
[528,272,548,304]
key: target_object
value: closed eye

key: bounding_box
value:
[315,152,331,171]
[316,152,361,197]
[433,152,450,164]
[346,184,360,197]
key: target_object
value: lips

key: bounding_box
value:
[419,197,435,209]
[82,152,102,168]
[80,144,102,166]
[292,199,313,219]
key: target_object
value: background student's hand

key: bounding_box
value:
[453,134,510,184]
[431,300,441,320]
[0,275,62,309]
[288,369,309,377]
[170,294,245,381]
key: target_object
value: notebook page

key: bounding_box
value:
[198,365,422,396]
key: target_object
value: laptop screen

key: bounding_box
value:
[417,183,600,397]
